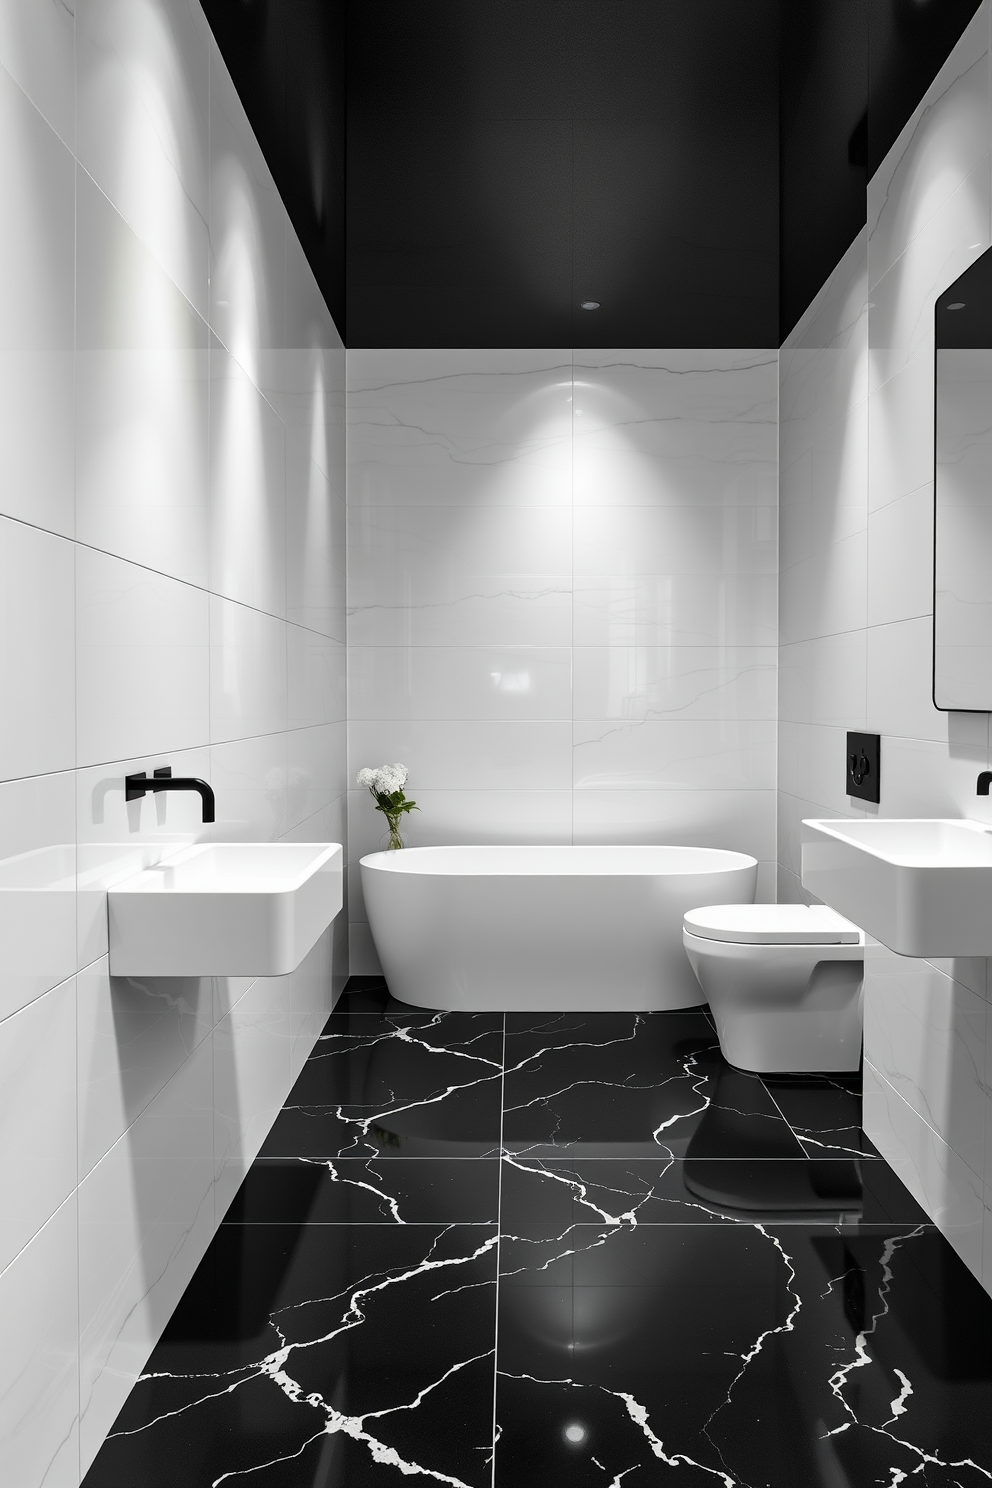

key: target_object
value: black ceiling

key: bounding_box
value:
[200,0,983,349]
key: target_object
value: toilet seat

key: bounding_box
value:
[684,903,862,946]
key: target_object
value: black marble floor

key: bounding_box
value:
[83,981,992,1487]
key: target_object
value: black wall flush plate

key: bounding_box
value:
[847,731,880,804]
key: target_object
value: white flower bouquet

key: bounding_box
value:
[357,763,419,850]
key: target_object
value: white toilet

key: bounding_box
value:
[682,904,865,1075]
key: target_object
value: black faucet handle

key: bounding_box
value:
[978,771,992,796]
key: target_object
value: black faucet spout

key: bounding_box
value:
[977,771,992,796]
[125,767,216,822]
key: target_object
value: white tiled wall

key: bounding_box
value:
[778,2,992,1294]
[347,348,779,969]
[0,3,347,1481]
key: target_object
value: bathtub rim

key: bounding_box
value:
[359,843,759,877]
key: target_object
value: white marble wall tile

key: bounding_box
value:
[778,790,864,885]
[349,920,382,977]
[0,65,74,537]
[864,1059,985,1281]
[351,718,572,792]
[866,484,934,626]
[572,788,776,860]
[783,722,871,815]
[213,974,291,1220]
[283,791,347,851]
[349,645,572,722]
[207,36,285,380]
[876,732,992,819]
[78,1033,214,1475]
[866,616,957,742]
[76,0,210,321]
[209,595,287,744]
[573,504,777,577]
[0,518,75,779]
[868,157,991,395]
[288,627,346,728]
[778,640,812,723]
[807,631,867,727]
[289,924,333,1082]
[287,436,346,639]
[778,527,867,644]
[776,856,810,907]
[573,573,778,648]
[780,423,869,561]
[76,547,209,767]
[864,943,987,1179]
[75,744,212,970]
[0,976,75,1273]
[348,504,572,648]
[281,235,344,421]
[0,1196,79,1488]
[573,718,777,791]
[868,3,991,288]
[77,955,212,1181]
[867,349,935,513]
[208,732,289,843]
[571,646,775,722]
[776,721,805,802]
[286,723,347,831]
[779,229,868,403]
[924,954,988,1002]
[571,351,777,509]
[347,349,573,509]
[75,168,210,586]
[208,344,287,617]
[0,771,76,1021]
[0,0,75,149]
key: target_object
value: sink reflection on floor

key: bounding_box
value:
[81,980,992,1488]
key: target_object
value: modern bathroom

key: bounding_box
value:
[3,0,992,1483]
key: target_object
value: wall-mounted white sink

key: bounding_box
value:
[802,818,992,957]
[108,842,343,977]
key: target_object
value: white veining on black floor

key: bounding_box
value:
[82,989,992,1487]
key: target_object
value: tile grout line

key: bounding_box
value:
[490,1012,506,1485]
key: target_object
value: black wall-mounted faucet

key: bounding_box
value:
[125,766,216,822]
[978,771,992,796]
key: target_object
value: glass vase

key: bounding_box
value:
[381,816,404,851]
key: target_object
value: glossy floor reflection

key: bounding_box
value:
[82,982,992,1487]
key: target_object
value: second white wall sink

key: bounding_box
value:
[802,818,992,957]
[109,842,343,977]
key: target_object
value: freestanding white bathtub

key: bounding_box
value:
[360,845,757,1011]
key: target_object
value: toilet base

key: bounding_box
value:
[683,931,864,1075]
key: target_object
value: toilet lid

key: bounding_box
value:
[683,904,861,945]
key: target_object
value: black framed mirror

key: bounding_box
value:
[934,249,992,711]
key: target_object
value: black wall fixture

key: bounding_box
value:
[847,732,881,806]
[200,0,985,351]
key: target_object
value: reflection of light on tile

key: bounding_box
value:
[491,671,532,693]
[213,358,267,607]
[96,0,200,304]
[213,167,262,377]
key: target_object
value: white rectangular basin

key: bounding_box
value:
[108,842,343,977]
[802,818,992,957]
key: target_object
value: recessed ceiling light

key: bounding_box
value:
[947,302,966,310]
[564,1423,587,1444]
[579,301,600,311]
